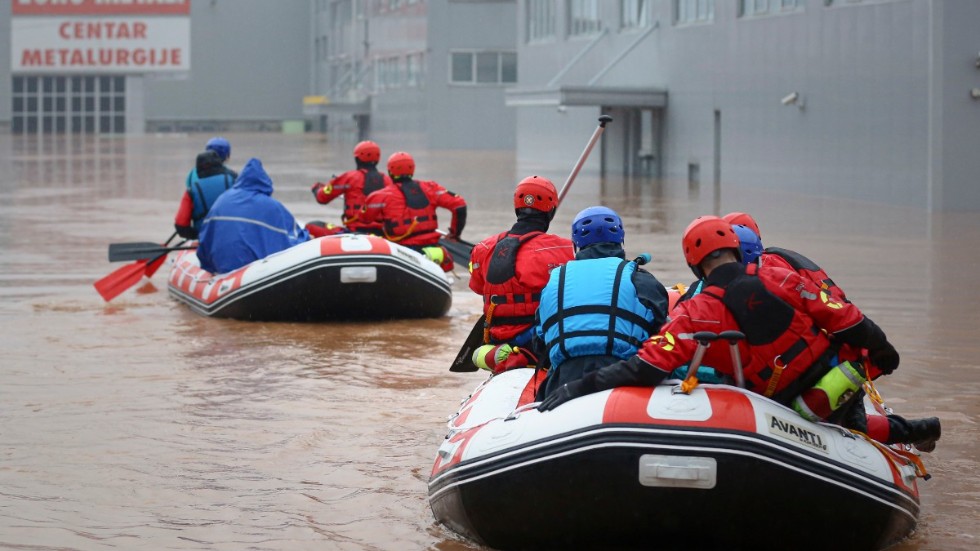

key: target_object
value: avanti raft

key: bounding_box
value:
[167,234,452,321]
[429,369,927,551]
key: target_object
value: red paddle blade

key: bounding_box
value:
[94,260,149,302]
[143,253,168,277]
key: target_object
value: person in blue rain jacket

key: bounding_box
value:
[196,157,310,274]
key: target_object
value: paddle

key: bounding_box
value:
[95,233,189,302]
[108,241,196,262]
[437,233,477,263]
[450,114,614,373]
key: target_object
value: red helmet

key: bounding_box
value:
[353,140,381,163]
[722,212,760,238]
[513,175,558,213]
[387,151,415,178]
[682,215,740,267]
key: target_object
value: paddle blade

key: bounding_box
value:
[450,317,486,372]
[94,260,149,302]
[440,237,474,265]
[143,253,168,277]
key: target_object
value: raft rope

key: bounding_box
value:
[850,377,931,479]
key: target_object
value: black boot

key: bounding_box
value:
[886,415,941,453]
[828,389,868,433]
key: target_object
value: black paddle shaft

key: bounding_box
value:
[108,242,197,262]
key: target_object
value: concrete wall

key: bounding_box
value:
[513,0,980,211]
[425,0,517,150]
[366,4,430,149]
[144,0,310,128]
[361,0,517,151]
[931,0,980,212]
[0,0,11,127]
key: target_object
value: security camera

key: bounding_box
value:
[781,92,799,106]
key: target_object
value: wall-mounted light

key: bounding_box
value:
[781,91,805,110]
[970,88,980,100]
[556,105,567,114]
[975,52,980,68]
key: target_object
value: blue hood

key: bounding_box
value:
[232,157,274,196]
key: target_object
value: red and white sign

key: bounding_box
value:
[12,0,190,16]
[12,17,190,73]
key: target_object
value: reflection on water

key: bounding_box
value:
[0,133,976,550]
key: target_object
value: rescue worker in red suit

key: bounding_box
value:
[725,212,942,451]
[538,215,941,453]
[724,211,849,303]
[309,140,393,237]
[361,151,467,272]
[467,176,575,372]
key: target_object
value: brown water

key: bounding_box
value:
[0,132,976,551]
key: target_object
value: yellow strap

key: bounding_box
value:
[482,302,496,345]
[763,361,785,397]
[679,374,700,394]
[383,217,418,242]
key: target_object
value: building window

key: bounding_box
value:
[621,0,651,30]
[405,52,425,88]
[376,56,402,91]
[12,75,124,135]
[568,0,601,37]
[676,0,714,24]
[738,0,803,17]
[527,0,556,43]
[450,51,517,85]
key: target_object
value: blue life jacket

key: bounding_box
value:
[537,257,658,368]
[186,171,234,229]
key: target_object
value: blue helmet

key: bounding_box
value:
[205,137,231,161]
[733,224,764,265]
[571,206,624,249]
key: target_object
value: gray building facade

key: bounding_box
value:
[307,0,518,150]
[507,0,980,211]
[1,0,311,134]
[4,0,978,210]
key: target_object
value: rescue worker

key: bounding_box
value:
[729,214,942,451]
[535,206,669,398]
[174,137,238,240]
[309,140,392,236]
[467,176,575,373]
[663,222,765,385]
[724,211,847,302]
[196,158,310,274]
[538,215,941,453]
[361,151,467,272]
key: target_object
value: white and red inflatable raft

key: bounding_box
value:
[167,234,453,321]
[429,369,925,551]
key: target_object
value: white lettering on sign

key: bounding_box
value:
[11,17,190,73]
[59,21,148,39]
[20,47,182,67]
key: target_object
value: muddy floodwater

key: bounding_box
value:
[0,132,977,550]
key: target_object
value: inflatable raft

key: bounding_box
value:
[429,369,925,551]
[167,234,453,321]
